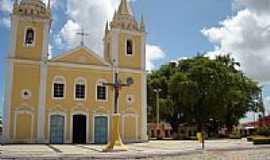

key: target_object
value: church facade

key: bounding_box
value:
[3,0,147,144]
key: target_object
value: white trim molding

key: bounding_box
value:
[140,34,146,70]
[47,112,67,144]
[111,29,120,66]
[2,60,14,143]
[70,111,90,143]
[92,113,110,144]
[9,15,19,58]
[42,21,50,60]
[37,61,48,143]
[140,72,148,141]
[9,58,145,74]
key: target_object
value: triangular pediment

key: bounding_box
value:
[51,47,110,66]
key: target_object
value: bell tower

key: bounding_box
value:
[10,0,52,61]
[3,0,52,143]
[104,0,146,70]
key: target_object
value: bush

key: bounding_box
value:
[229,134,241,139]
[256,126,270,137]
[253,137,270,145]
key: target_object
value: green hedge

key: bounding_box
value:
[256,126,270,137]
[253,137,270,145]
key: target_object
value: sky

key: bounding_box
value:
[0,0,270,122]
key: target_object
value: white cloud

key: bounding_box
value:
[264,96,270,115]
[48,44,53,59]
[146,44,166,71]
[202,0,270,82]
[56,0,121,54]
[0,0,12,13]
[0,17,10,28]
[55,0,165,71]
[0,0,12,28]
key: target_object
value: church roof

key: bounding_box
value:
[51,47,110,66]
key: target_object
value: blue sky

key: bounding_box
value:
[0,0,270,121]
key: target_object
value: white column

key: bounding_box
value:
[111,29,120,66]
[2,60,14,143]
[140,72,148,141]
[2,15,19,143]
[37,21,50,143]
[140,34,146,70]
[37,62,48,142]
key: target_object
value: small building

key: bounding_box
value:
[239,115,270,137]
[177,123,208,140]
[148,122,173,139]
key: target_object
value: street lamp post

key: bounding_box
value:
[154,89,162,124]
[154,89,162,139]
[103,62,134,152]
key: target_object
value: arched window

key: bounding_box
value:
[96,80,108,101]
[126,39,133,55]
[53,76,65,99]
[75,77,86,100]
[25,28,35,46]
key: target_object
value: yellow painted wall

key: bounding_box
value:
[15,113,32,140]
[118,72,142,113]
[54,48,106,66]
[44,66,114,140]
[124,116,137,140]
[10,63,40,139]
[118,33,142,69]
[15,20,45,60]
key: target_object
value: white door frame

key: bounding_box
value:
[70,111,89,143]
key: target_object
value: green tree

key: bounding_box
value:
[147,55,264,135]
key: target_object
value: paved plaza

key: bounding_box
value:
[1,140,270,160]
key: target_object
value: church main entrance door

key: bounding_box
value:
[72,115,87,144]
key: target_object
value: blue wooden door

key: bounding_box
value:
[94,116,108,144]
[50,115,64,144]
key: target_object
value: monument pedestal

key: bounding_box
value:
[103,114,128,152]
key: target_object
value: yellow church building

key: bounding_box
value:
[3,0,147,144]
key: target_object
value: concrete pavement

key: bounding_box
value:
[1,139,270,159]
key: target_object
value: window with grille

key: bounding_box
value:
[97,86,106,100]
[54,83,64,98]
[75,84,85,99]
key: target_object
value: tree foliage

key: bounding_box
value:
[147,55,264,133]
